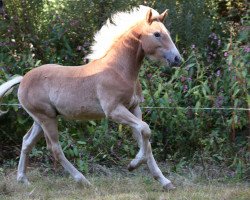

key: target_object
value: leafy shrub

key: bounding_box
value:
[0,0,249,179]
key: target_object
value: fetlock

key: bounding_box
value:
[17,174,30,186]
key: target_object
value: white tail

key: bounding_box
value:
[0,76,23,115]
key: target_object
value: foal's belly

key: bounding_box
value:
[62,108,106,120]
[55,100,106,120]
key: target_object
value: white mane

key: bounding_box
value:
[86,5,159,61]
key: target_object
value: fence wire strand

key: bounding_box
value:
[1,103,249,111]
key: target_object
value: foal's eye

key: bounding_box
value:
[154,32,161,38]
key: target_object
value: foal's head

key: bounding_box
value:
[140,9,181,67]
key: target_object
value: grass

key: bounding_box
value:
[0,165,249,200]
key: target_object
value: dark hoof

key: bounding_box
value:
[163,182,176,191]
[127,164,135,172]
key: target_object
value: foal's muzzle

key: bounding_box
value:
[164,51,182,67]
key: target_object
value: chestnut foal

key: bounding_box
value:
[0,5,181,190]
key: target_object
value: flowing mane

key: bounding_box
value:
[86,5,159,61]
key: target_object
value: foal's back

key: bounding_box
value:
[17,63,108,120]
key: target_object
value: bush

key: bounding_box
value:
[0,0,249,179]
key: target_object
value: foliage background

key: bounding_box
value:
[0,0,249,180]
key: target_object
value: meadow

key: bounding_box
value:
[1,164,249,200]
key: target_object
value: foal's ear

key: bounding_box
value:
[158,9,169,22]
[146,9,153,24]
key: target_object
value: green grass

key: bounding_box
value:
[0,165,249,200]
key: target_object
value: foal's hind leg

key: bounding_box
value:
[128,106,147,171]
[39,116,91,186]
[17,122,43,185]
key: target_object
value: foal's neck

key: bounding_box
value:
[104,25,144,81]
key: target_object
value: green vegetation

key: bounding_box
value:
[0,0,249,184]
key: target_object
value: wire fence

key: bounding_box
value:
[142,107,250,111]
[1,103,249,111]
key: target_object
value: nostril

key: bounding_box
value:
[174,56,180,63]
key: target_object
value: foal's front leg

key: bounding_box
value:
[128,106,147,171]
[108,105,174,189]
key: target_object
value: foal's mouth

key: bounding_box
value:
[163,53,182,67]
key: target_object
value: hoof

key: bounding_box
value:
[75,175,92,187]
[163,182,176,191]
[17,175,30,186]
[127,163,136,172]
[127,158,146,171]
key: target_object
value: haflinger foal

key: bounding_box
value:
[0,5,181,190]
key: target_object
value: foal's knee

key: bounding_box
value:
[140,122,151,139]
